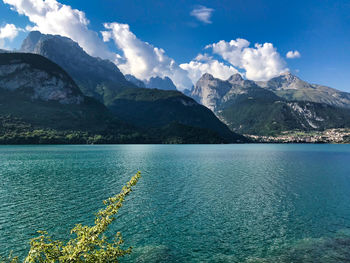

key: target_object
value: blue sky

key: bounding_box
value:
[1,0,350,91]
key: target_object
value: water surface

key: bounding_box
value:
[1,144,350,262]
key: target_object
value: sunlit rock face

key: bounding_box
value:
[0,53,84,104]
[191,73,232,111]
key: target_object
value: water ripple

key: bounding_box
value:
[0,145,350,262]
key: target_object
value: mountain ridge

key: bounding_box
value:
[18,32,246,143]
[0,52,248,144]
[255,72,350,108]
[189,73,350,135]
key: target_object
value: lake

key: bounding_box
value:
[1,144,350,262]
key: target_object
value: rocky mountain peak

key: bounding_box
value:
[21,31,81,54]
[279,71,299,83]
[199,73,215,81]
[191,73,233,111]
[227,73,243,83]
[20,31,43,52]
[227,74,245,86]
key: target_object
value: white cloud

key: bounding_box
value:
[194,53,213,61]
[190,6,214,24]
[286,50,301,59]
[3,0,294,89]
[4,0,192,90]
[0,23,21,48]
[0,23,20,40]
[101,23,193,90]
[180,54,238,84]
[207,39,288,81]
[3,0,116,61]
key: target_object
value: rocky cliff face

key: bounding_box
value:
[286,102,325,129]
[20,31,136,102]
[191,73,232,111]
[0,53,83,104]
[0,52,157,144]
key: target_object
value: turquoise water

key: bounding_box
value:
[1,144,350,262]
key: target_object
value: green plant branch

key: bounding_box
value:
[2,171,141,263]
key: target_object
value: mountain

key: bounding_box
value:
[255,72,350,108]
[0,53,83,105]
[20,31,136,103]
[107,87,246,142]
[0,53,245,144]
[191,73,350,135]
[0,52,150,144]
[19,32,246,143]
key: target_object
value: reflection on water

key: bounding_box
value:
[0,145,350,262]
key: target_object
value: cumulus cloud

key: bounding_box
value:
[206,39,288,81]
[3,0,116,61]
[0,23,21,48]
[286,50,301,59]
[180,53,238,84]
[101,23,193,90]
[3,0,293,88]
[190,6,214,24]
[0,23,20,40]
[4,0,192,89]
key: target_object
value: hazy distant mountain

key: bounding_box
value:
[125,74,146,88]
[125,75,178,91]
[20,31,137,103]
[255,72,350,108]
[182,87,193,97]
[190,73,350,135]
[145,76,178,90]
